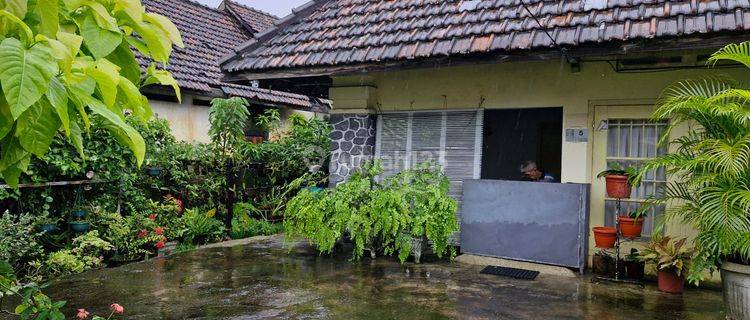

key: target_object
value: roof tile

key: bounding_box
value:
[223,0,750,73]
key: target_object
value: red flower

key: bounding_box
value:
[110,303,124,314]
[154,227,164,235]
[76,308,90,319]
[148,214,156,221]
[155,241,165,249]
[137,229,148,238]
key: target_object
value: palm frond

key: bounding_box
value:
[709,41,750,69]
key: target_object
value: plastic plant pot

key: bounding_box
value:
[37,224,58,233]
[604,174,631,199]
[71,210,87,218]
[657,269,685,294]
[593,226,617,248]
[69,221,90,233]
[146,167,162,176]
[618,216,644,238]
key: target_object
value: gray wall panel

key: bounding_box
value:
[460,179,590,271]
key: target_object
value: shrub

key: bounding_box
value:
[182,208,225,244]
[44,231,112,277]
[231,217,283,239]
[284,162,459,262]
[0,212,44,274]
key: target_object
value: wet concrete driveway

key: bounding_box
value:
[40,235,724,319]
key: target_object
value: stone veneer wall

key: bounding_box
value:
[328,114,376,186]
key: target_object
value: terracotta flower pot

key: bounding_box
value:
[624,260,645,280]
[619,216,644,238]
[657,269,685,294]
[605,174,631,199]
[593,227,617,248]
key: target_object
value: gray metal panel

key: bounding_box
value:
[460,179,590,270]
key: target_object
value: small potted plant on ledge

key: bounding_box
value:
[597,162,638,199]
[619,211,646,238]
[639,236,694,294]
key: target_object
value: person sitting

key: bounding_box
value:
[519,161,556,182]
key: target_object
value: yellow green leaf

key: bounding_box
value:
[0,37,58,119]
[81,0,118,31]
[15,97,61,157]
[79,13,122,59]
[144,64,181,102]
[34,0,59,37]
[85,58,120,107]
[47,77,70,136]
[144,12,183,48]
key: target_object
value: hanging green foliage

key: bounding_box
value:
[0,0,183,187]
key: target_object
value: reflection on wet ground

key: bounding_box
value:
[35,235,723,319]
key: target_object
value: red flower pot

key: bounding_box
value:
[657,270,685,294]
[619,216,644,238]
[593,227,617,248]
[605,175,631,199]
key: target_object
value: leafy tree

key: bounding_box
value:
[0,0,183,187]
[635,41,750,284]
[208,97,250,159]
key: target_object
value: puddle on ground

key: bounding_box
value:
[17,235,724,319]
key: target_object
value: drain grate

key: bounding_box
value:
[480,265,539,280]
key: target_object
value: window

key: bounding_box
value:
[375,110,483,202]
[604,119,668,238]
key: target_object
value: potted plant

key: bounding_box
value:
[592,226,616,248]
[597,163,637,199]
[592,250,614,276]
[68,210,90,233]
[624,248,645,280]
[35,213,60,234]
[619,211,646,238]
[631,42,750,315]
[639,237,694,294]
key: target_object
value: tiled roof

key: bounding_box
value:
[224,0,278,33]
[140,0,327,110]
[221,83,332,112]
[222,0,750,74]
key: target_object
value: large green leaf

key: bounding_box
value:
[79,14,121,59]
[112,0,143,23]
[0,95,12,140]
[68,86,144,165]
[144,12,183,48]
[81,0,117,31]
[15,98,62,157]
[117,76,151,120]
[46,77,70,136]
[144,64,181,102]
[0,37,57,119]
[106,41,140,84]
[69,119,84,157]
[1,0,27,19]
[34,0,58,37]
[85,58,120,107]
[0,137,30,187]
[0,9,33,43]
[124,17,170,64]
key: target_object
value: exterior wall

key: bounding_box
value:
[328,114,376,186]
[151,94,211,143]
[331,59,746,183]
[152,94,323,143]
[329,57,748,262]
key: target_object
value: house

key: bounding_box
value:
[220,0,750,264]
[140,0,330,142]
